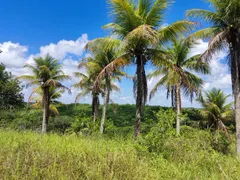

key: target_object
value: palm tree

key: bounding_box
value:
[19,54,70,133]
[72,71,103,122]
[73,68,122,133]
[82,38,127,134]
[196,88,233,134]
[149,38,210,134]
[186,0,240,157]
[29,86,65,118]
[92,0,196,140]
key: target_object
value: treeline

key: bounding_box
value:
[0,103,235,136]
[0,104,194,131]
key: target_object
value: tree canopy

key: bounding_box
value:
[0,64,24,109]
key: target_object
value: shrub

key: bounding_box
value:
[66,117,98,136]
[137,109,233,159]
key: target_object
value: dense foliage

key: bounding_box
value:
[0,64,24,109]
[0,103,232,136]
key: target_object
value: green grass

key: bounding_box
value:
[0,130,240,180]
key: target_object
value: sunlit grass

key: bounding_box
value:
[0,130,240,179]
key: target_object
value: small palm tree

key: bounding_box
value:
[19,54,70,133]
[196,88,233,134]
[94,0,196,140]
[72,71,103,123]
[186,0,240,157]
[149,38,210,134]
[73,69,121,131]
[29,86,65,118]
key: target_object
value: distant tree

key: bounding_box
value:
[0,63,24,109]
[148,38,210,134]
[19,55,70,133]
[196,88,233,134]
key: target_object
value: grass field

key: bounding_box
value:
[0,130,240,180]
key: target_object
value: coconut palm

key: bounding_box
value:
[92,0,196,140]
[72,71,103,123]
[149,38,210,134]
[29,86,65,118]
[73,67,122,133]
[82,38,128,134]
[19,54,71,133]
[196,88,233,134]
[186,0,240,157]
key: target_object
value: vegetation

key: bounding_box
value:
[94,0,196,141]
[1,0,240,178]
[187,0,240,157]
[197,88,233,133]
[0,64,24,109]
[81,38,126,133]
[29,86,65,118]
[0,127,239,179]
[19,55,70,134]
[148,38,210,134]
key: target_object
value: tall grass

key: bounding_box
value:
[0,130,240,179]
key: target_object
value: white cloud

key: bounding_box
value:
[188,39,208,57]
[0,34,89,103]
[39,34,88,60]
[0,42,28,68]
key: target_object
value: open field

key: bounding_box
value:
[0,130,240,180]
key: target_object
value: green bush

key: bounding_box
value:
[66,117,98,136]
[48,116,73,134]
[137,109,233,159]
[136,108,176,154]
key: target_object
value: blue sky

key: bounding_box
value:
[0,0,210,48]
[0,0,231,107]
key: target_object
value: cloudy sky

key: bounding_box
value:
[0,0,232,107]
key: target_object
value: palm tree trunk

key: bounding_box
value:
[42,86,50,134]
[176,83,181,135]
[171,87,175,109]
[230,31,240,158]
[92,94,99,122]
[100,76,110,134]
[171,86,177,110]
[134,55,147,141]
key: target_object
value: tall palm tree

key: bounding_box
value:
[149,38,210,134]
[29,86,65,118]
[93,0,196,140]
[19,54,70,133]
[83,38,127,134]
[196,88,233,134]
[186,0,240,157]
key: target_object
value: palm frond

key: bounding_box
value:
[75,90,91,103]
[93,54,132,90]
[145,0,169,26]
[183,54,210,74]
[201,30,229,62]
[158,20,196,45]
[186,9,226,26]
